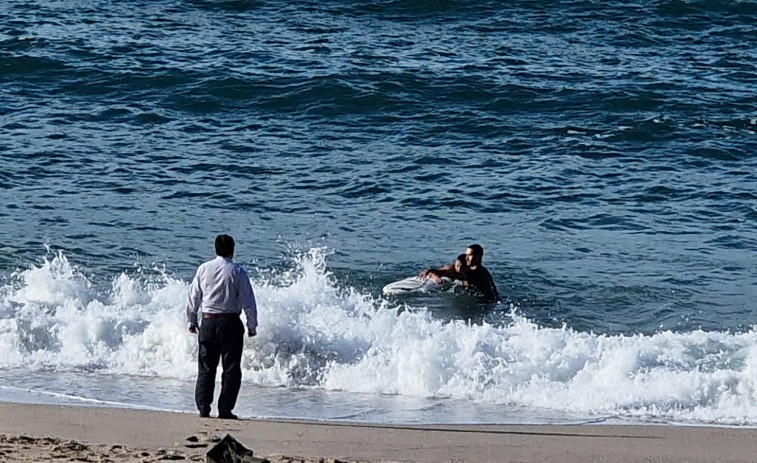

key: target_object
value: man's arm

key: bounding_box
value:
[418,264,455,281]
[186,267,203,333]
[432,267,466,280]
[485,268,500,302]
[239,268,258,337]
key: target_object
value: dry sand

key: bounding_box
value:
[1,401,757,462]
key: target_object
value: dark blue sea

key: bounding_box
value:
[1,0,756,426]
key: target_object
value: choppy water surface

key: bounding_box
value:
[1,0,756,425]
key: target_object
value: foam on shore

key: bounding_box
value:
[2,249,757,425]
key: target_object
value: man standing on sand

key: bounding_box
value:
[419,243,500,303]
[187,234,257,419]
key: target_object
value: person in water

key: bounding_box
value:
[418,253,468,282]
[419,244,500,302]
[453,253,468,275]
[462,244,499,302]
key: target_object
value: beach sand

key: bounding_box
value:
[1,402,756,462]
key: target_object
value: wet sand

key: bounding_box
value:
[1,402,756,462]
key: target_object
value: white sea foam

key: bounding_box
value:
[2,249,757,425]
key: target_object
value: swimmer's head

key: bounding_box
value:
[454,253,468,273]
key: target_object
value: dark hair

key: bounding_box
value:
[468,244,484,259]
[215,234,235,258]
[456,253,467,265]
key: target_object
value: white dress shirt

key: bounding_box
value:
[186,256,258,332]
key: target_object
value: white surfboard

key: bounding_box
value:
[382,276,453,295]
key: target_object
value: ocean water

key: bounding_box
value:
[1,0,756,426]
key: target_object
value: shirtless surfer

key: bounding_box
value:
[419,244,500,302]
[418,254,468,282]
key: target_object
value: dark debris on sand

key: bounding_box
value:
[0,434,375,463]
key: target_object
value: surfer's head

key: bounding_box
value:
[215,234,235,258]
[454,253,468,274]
[466,244,484,267]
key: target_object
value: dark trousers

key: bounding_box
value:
[195,316,244,415]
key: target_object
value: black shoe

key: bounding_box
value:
[217,412,238,420]
[199,408,211,418]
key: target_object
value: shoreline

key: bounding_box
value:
[2,402,757,462]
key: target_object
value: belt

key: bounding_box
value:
[202,312,240,319]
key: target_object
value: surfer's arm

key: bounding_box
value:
[418,264,453,279]
[419,264,456,283]
[431,268,466,280]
